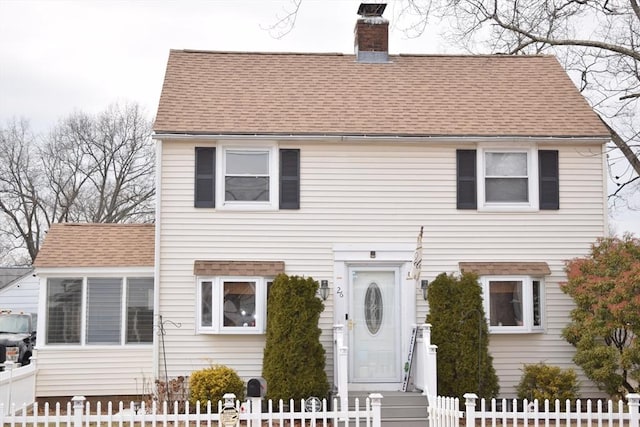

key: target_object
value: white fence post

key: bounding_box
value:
[72,396,86,427]
[628,393,639,427]
[250,397,262,427]
[369,393,383,427]
[464,393,478,427]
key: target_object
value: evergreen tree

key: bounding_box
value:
[427,272,499,399]
[262,274,329,403]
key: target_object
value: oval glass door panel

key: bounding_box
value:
[364,282,383,335]
[349,269,400,383]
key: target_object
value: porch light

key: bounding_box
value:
[421,279,429,301]
[319,280,330,301]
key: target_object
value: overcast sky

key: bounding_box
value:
[0,0,637,234]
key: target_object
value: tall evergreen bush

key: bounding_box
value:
[427,272,499,399]
[262,274,329,403]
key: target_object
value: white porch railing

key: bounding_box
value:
[428,392,640,427]
[413,323,438,401]
[1,359,37,415]
[0,393,384,427]
[334,322,437,401]
[333,324,349,411]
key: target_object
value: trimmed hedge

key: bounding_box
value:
[262,274,329,403]
[517,363,580,401]
[427,272,499,399]
[189,365,245,408]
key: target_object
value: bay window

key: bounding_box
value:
[481,276,543,333]
[198,276,269,334]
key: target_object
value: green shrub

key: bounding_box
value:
[427,272,499,399]
[262,274,329,403]
[517,363,580,401]
[189,365,245,408]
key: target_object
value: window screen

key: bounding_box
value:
[46,278,82,344]
[87,278,122,344]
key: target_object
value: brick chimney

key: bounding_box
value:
[354,3,388,62]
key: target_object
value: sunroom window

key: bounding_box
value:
[45,277,154,345]
[198,276,269,334]
[482,276,543,333]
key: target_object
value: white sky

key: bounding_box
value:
[0,0,637,235]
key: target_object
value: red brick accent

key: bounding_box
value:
[354,19,388,52]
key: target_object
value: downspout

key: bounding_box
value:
[152,138,163,379]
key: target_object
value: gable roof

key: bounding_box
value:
[34,223,154,269]
[154,50,609,139]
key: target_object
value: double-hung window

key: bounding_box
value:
[483,151,530,204]
[194,144,300,210]
[46,277,154,345]
[456,148,559,211]
[224,149,271,203]
[198,276,270,334]
[481,276,544,333]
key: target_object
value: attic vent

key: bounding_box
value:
[355,3,389,63]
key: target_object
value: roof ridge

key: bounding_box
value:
[173,49,554,59]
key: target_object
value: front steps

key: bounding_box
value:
[348,391,428,427]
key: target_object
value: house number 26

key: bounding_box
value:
[336,287,344,298]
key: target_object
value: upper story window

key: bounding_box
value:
[484,151,530,204]
[198,276,270,334]
[223,148,274,207]
[481,276,543,334]
[457,148,559,211]
[46,276,154,345]
[194,145,300,211]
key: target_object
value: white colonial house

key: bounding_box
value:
[32,4,610,400]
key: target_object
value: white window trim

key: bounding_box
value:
[477,147,539,212]
[481,275,545,334]
[216,143,279,211]
[43,276,154,348]
[197,276,268,335]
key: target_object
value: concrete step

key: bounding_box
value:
[347,391,428,424]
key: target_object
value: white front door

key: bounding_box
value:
[348,267,401,383]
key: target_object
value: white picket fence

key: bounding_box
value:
[0,392,383,427]
[429,393,640,427]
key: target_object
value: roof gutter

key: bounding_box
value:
[152,132,610,144]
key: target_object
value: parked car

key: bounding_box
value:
[0,310,36,368]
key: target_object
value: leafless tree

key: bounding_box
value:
[0,103,155,265]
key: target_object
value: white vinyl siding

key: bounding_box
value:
[158,139,606,397]
[34,347,153,397]
[0,274,40,314]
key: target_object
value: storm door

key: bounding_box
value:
[348,267,401,383]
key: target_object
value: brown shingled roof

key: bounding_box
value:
[34,223,154,268]
[154,51,609,138]
[194,261,285,276]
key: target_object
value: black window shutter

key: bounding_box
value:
[457,149,477,209]
[539,150,559,210]
[194,147,216,208]
[280,149,300,210]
